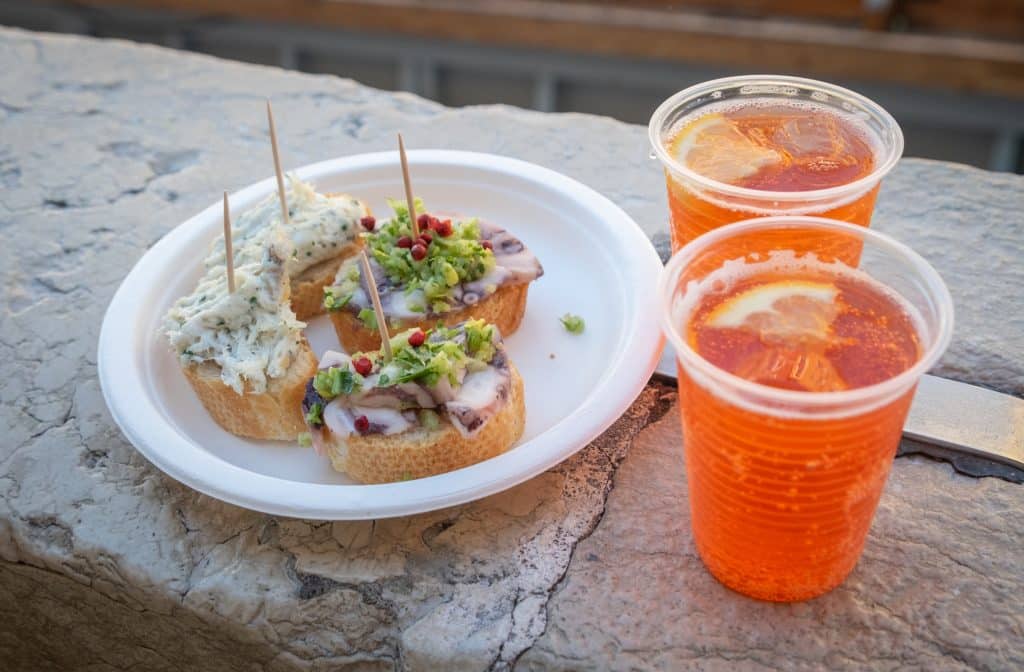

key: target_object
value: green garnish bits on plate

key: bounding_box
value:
[560,313,585,334]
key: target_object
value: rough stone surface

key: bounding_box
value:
[0,28,1021,671]
[520,412,1024,672]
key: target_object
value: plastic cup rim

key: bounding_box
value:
[658,216,955,415]
[648,74,905,204]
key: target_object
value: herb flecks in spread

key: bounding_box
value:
[302,320,511,442]
[163,227,303,394]
[162,176,366,394]
[324,199,543,320]
[205,175,368,278]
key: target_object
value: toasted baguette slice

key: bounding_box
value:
[183,342,318,440]
[290,239,362,321]
[324,364,525,483]
[328,283,529,353]
[288,194,367,321]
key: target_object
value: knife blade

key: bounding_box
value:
[654,344,1024,481]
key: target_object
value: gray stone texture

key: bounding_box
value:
[0,28,1021,671]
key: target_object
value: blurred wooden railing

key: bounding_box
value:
[557,0,1024,38]
[69,0,1024,98]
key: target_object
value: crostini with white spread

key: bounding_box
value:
[161,176,369,439]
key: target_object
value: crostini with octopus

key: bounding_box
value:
[322,199,542,352]
[301,319,525,483]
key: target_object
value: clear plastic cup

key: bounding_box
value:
[659,216,953,601]
[649,75,904,250]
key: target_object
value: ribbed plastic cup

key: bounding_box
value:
[649,75,904,251]
[659,216,953,601]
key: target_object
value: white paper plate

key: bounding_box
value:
[98,150,663,519]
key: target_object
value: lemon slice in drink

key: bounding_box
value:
[706,280,839,344]
[670,113,781,184]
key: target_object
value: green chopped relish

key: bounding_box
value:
[324,264,361,313]
[313,367,362,398]
[372,199,494,296]
[377,319,497,387]
[324,198,496,315]
[323,287,350,311]
[314,320,499,403]
[418,409,440,430]
[357,308,377,329]
[304,402,324,426]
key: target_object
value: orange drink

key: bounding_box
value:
[660,217,953,602]
[650,76,904,251]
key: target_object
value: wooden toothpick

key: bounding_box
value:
[359,250,393,361]
[398,133,419,239]
[266,99,290,226]
[223,191,236,294]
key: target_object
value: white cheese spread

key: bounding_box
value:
[162,176,367,394]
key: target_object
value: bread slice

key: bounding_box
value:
[328,282,529,353]
[174,233,315,441]
[288,194,367,321]
[290,239,362,321]
[182,342,318,440]
[168,188,367,441]
[324,364,526,483]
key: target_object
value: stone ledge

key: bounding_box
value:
[521,407,1024,671]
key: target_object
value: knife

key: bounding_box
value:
[654,345,1024,483]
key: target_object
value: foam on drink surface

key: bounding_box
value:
[677,252,922,393]
[666,99,882,192]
